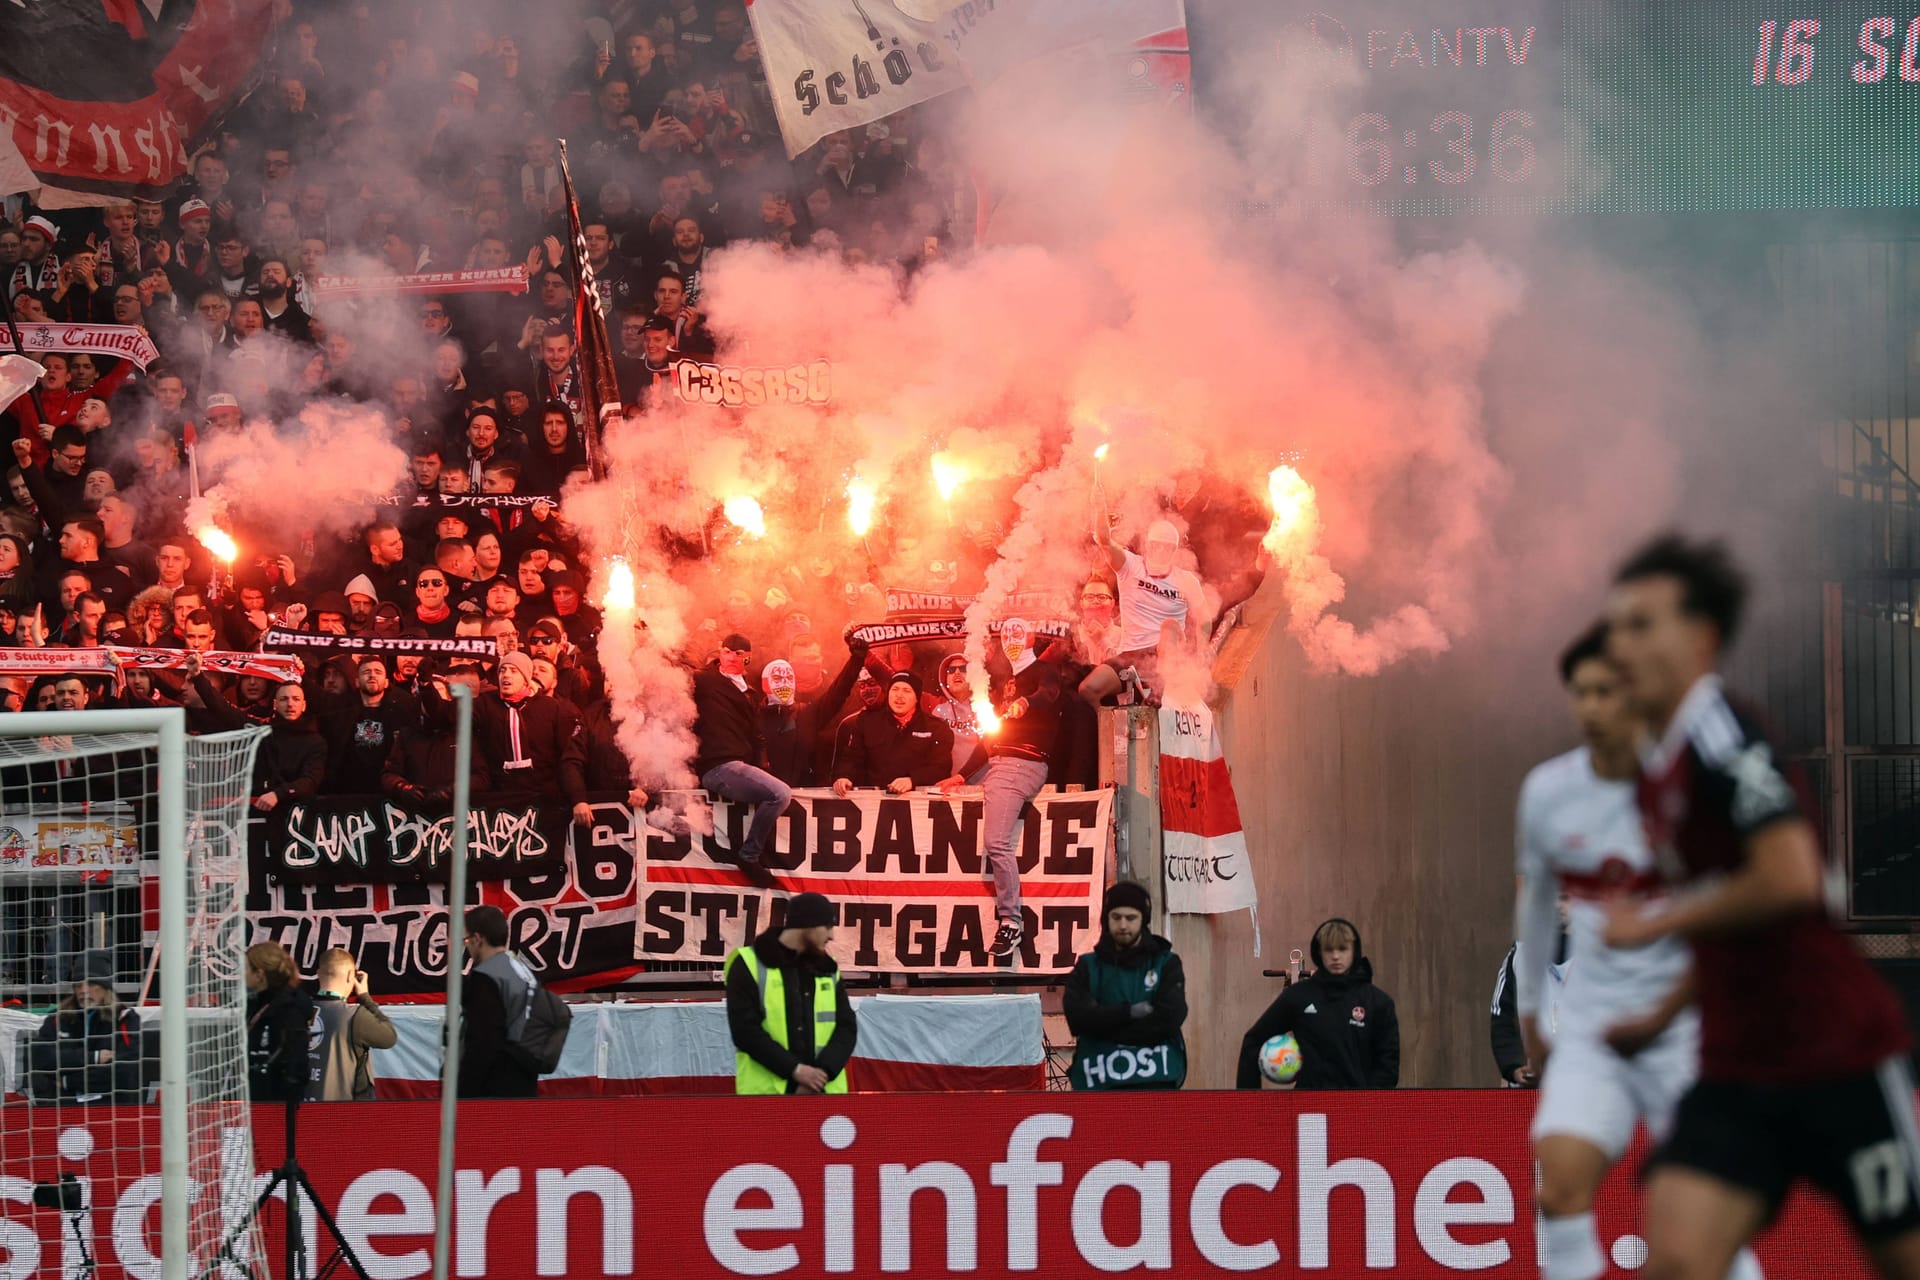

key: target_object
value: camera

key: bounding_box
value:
[32,1174,86,1212]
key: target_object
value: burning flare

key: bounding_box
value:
[972,697,1001,736]
[1262,465,1320,557]
[1093,443,1110,462]
[602,556,636,613]
[198,526,238,563]
[930,452,967,503]
[723,495,766,538]
[845,477,876,537]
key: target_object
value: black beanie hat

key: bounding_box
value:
[887,669,922,697]
[783,892,835,930]
[1102,881,1152,926]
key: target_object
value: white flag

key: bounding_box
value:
[747,0,1185,157]
[1158,699,1260,948]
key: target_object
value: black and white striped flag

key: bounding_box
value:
[558,140,622,481]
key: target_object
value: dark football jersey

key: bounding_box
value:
[1637,676,1909,1083]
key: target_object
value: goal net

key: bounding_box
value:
[0,711,266,1280]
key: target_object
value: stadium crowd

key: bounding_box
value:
[0,0,1264,937]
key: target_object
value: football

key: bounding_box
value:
[1258,1033,1302,1085]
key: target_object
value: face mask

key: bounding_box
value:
[1144,519,1181,577]
[761,659,796,706]
[999,618,1029,667]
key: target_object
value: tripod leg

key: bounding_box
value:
[198,1169,281,1280]
[289,1167,374,1280]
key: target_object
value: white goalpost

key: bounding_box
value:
[0,709,266,1280]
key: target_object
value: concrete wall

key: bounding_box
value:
[1164,576,1563,1089]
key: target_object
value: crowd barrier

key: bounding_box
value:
[370,994,1044,1095]
[0,1093,1873,1279]
[0,995,1046,1102]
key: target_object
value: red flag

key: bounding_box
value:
[557,140,621,481]
[0,0,276,203]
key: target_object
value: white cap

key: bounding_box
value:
[343,574,378,601]
[1146,520,1181,546]
[22,215,57,240]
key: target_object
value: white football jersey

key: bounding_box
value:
[1514,747,1690,1036]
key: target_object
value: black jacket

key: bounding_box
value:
[962,656,1064,773]
[1063,930,1188,1048]
[381,684,493,802]
[1236,918,1400,1090]
[692,662,764,778]
[473,691,586,804]
[1489,927,1567,1084]
[252,717,328,804]
[1490,945,1526,1084]
[246,986,316,1102]
[578,698,636,794]
[458,964,539,1099]
[760,648,865,787]
[835,705,955,789]
[724,925,858,1092]
[30,1005,145,1104]
[318,690,420,795]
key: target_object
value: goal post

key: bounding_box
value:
[0,708,266,1280]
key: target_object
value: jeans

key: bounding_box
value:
[700,761,793,862]
[982,757,1048,923]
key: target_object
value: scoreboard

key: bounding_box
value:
[1187,1,1920,213]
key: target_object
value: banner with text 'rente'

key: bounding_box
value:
[639,787,1111,974]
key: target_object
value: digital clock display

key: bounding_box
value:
[1188,1,1920,213]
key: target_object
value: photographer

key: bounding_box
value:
[307,948,397,1102]
[244,941,315,1103]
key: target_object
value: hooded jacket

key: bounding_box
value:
[1236,917,1400,1090]
[723,923,858,1092]
[1063,888,1188,1090]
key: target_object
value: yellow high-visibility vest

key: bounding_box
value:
[727,947,848,1095]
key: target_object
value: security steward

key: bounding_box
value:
[725,891,859,1094]
[1063,881,1188,1090]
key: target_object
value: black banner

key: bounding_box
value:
[253,794,571,886]
[247,795,643,998]
[260,629,499,660]
[847,616,1073,647]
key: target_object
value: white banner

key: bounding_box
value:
[1158,701,1259,942]
[748,0,1186,156]
[6,322,160,369]
[639,786,1111,973]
